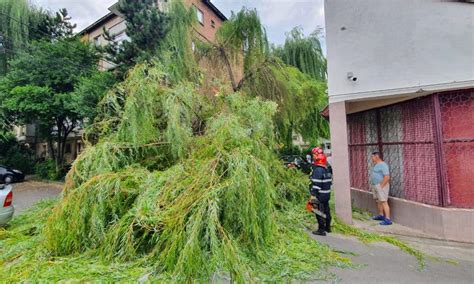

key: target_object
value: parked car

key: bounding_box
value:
[0,165,25,184]
[281,155,312,174]
[0,184,14,226]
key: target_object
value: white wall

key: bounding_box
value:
[325,0,474,103]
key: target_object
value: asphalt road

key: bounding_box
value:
[11,179,63,214]
[312,232,474,284]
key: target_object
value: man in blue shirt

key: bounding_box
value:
[370,152,392,225]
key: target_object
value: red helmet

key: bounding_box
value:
[313,153,327,167]
[311,147,323,155]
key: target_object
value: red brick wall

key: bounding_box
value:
[186,0,224,43]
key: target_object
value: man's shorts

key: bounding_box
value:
[370,184,390,202]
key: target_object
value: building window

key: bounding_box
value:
[93,35,101,46]
[211,20,216,28]
[114,31,129,44]
[195,6,204,25]
[65,143,71,154]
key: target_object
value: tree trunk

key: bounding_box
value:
[286,123,294,150]
[57,119,76,170]
[47,136,56,161]
[56,120,63,170]
[219,46,238,92]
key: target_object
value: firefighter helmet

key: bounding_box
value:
[313,153,327,167]
[311,147,323,155]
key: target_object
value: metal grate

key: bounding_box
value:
[347,90,474,208]
[440,90,474,208]
[348,96,440,206]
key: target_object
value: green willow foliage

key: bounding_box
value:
[0,0,29,74]
[215,10,328,146]
[0,0,75,74]
[274,27,327,81]
[217,8,269,73]
[40,2,347,282]
[0,1,425,282]
[272,27,329,144]
[0,0,31,47]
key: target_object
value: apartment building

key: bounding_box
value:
[324,0,474,242]
[79,0,226,70]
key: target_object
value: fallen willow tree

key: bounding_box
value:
[0,2,427,281]
[36,3,347,281]
[42,63,347,281]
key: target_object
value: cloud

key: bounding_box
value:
[32,0,325,45]
[33,0,116,32]
[212,0,325,45]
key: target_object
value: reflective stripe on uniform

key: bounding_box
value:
[311,178,323,182]
[319,189,331,194]
[312,186,321,189]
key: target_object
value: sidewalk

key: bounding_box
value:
[353,218,474,262]
[311,219,474,283]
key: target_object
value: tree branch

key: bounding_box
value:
[219,46,238,92]
[235,57,273,91]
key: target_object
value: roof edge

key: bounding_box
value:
[78,12,116,36]
[202,0,227,21]
[78,1,227,36]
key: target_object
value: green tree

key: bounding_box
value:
[0,0,75,74]
[0,39,100,168]
[273,27,327,81]
[71,71,116,123]
[0,131,35,174]
[103,0,170,77]
[211,10,329,147]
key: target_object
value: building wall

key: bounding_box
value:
[185,0,224,42]
[80,1,224,70]
[325,0,474,103]
[81,0,223,45]
[81,14,124,44]
[14,124,36,144]
[35,138,84,164]
[81,14,124,70]
[352,188,474,243]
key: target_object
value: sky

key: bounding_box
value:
[33,0,326,46]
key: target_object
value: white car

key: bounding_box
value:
[0,184,14,226]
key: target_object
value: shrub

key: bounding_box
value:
[0,132,35,174]
[35,160,64,181]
